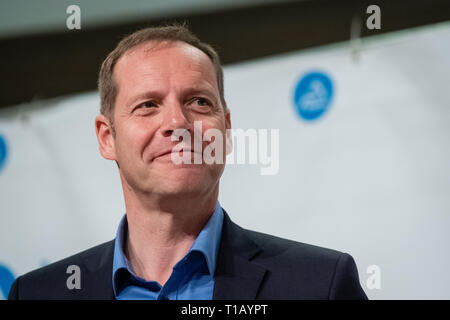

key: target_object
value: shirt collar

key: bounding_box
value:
[112,201,224,296]
[189,201,224,275]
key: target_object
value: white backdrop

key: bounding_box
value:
[1,22,449,299]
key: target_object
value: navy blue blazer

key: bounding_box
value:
[8,210,368,300]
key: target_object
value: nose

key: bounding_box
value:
[160,98,192,137]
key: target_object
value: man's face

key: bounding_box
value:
[98,40,231,199]
[96,42,230,200]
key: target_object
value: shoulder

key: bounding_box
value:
[239,228,367,299]
[8,240,114,300]
[222,209,344,266]
[244,227,344,267]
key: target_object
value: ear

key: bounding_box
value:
[225,108,233,155]
[95,114,117,161]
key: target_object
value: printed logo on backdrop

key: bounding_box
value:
[0,134,7,173]
[293,71,334,121]
[0,264,15,299]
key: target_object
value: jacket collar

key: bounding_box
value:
[212,210,267,299]
[83,240,115,299]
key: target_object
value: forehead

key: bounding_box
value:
[113,40,218,93]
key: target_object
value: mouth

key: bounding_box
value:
[154,149,202,161]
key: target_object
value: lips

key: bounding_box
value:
[153,148,201,161]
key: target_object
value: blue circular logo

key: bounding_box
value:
[0,264,15,299]
[293,71,334,121]
[0,135,7,172]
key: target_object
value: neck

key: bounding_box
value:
[122,182,219,285]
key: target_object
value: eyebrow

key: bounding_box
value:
[183,86,218,102]
[126,86,219,108]
[126,90,163,108]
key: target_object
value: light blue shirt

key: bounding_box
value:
[112,201,224,300]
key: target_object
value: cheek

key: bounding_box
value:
[115,122,156,162]
[200,121,228,158]
[198,116,226,134]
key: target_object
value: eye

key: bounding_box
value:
[191,97,212,107]
[137,101,157,109]
[196,97,211,106]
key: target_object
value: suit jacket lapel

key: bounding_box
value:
[82,240,115,299]
[213,210,267,300]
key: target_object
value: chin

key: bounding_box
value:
[158,170,212,193]
[156,182,207,198]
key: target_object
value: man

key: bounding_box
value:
[8,24,367,300]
